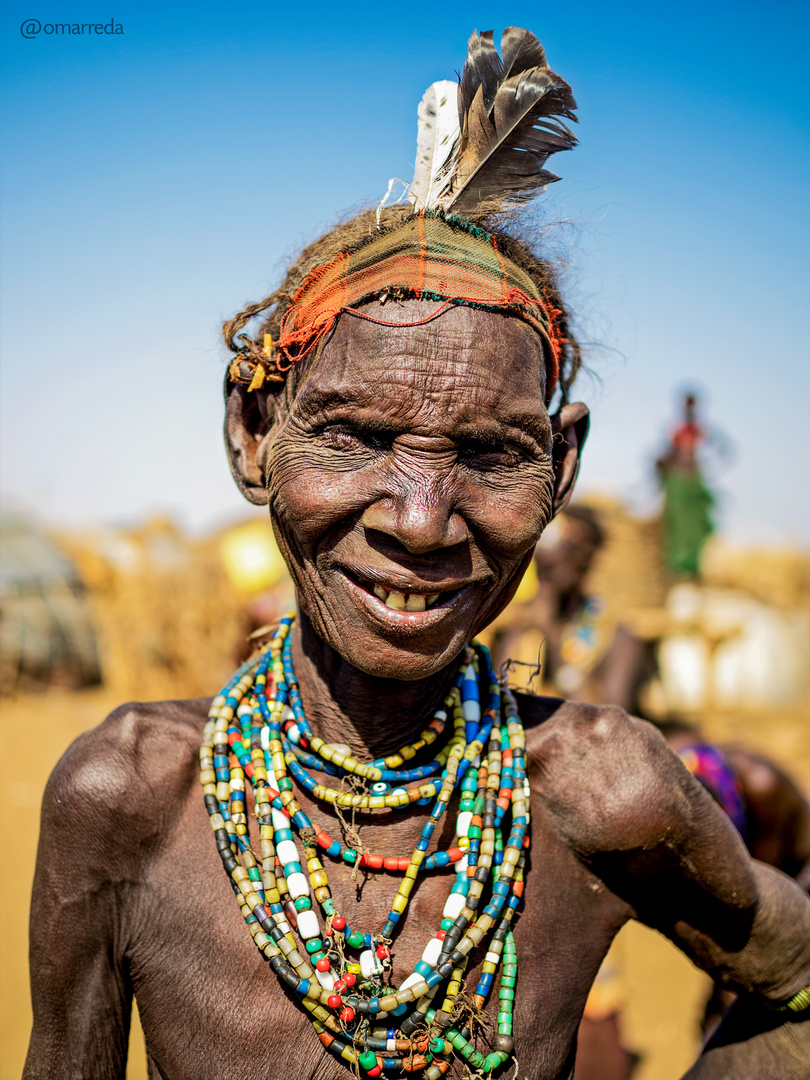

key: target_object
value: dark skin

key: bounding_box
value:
[26,303,810,1079]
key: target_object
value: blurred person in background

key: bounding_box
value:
[656,392,730,580]
[488,505,655,713]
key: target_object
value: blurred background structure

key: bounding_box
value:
[2,2,809,1078]
[0,508,100,694]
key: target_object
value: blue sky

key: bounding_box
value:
[2,1,808,540]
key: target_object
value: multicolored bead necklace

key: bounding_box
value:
[200,614,530,1076]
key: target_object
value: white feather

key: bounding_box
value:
[409,80,460,210]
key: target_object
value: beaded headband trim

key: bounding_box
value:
[229,213,564,402]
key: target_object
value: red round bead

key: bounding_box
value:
[332,915,347,930]
[327,994,342,1009]
[436,930,446,940]
[333,978,347,993]
[375,945,390,960]
[316,957,331,972]
[340,1006,355,1023]
[343,972,356,987]
[367,1068,382,1077]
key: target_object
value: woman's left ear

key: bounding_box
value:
[550,402,590,516]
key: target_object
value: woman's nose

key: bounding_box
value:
[360,480,469,555]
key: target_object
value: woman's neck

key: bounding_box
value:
[290,610,461,760]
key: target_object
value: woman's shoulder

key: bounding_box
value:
[41,697,210,861]
[517,693,690,856]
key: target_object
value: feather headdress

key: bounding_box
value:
[409,27,577,214]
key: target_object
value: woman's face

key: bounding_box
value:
[264,300,555,680]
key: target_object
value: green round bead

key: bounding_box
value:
[305,939,323,954]
[358,1050,377,1069]
[347,930,364,949]
[294,896,312,911]
[440,918,454,930]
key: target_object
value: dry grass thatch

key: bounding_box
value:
[57,517,248,702]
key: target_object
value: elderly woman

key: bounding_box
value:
[25,29,809,1080]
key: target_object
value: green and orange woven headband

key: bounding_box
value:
[234,213,564,400]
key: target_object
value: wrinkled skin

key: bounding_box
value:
[25,304,810,1079]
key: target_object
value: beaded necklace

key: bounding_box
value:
[200,614,530,1077]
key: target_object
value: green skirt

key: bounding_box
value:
[661,468,714,577]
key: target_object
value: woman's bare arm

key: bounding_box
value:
[24,701,200,1080]
[25,715,137,1078]
[526,700,810,1078]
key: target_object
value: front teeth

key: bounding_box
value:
[372,584,441,611]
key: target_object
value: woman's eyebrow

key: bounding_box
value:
[295,387,363,415]
[456,413,550,443]
[296,392,412,434]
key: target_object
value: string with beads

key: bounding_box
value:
[200,614,530,1076]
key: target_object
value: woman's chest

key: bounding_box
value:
[127,797,627,1080]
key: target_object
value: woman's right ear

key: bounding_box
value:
[223,381,283,506]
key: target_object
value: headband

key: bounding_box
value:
[230,213,565,400]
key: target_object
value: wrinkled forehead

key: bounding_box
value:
[289,300,550,432]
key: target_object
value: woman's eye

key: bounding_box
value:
[320,425,390,452]
[459,442,524,469]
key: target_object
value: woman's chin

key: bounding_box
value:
[333,629,469,682]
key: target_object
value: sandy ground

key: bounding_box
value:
[2,688,808,1080]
